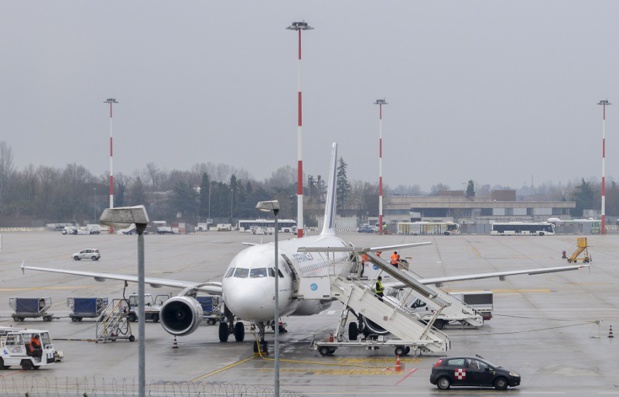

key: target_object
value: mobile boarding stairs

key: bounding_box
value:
[295,250,482,356]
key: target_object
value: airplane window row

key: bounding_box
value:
[225,267,284,279]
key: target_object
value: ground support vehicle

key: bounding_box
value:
[67,297,108,322]
[95,299,134,343]
[404,291,493,328]
[127,293,171,323]
[430,356,521,390]
[306,251,452,357]
[9,297,53,322]
[0,328,58,370]
[565,237,591,263]
[196,296,221,325]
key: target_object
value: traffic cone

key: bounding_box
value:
[172,336,178,348]
[609,325,614,338]
[395,355,402,372]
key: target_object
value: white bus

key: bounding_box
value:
[237,219,297,234]
[490,222,555,236]
[397,221,460,235]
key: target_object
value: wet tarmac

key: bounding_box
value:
[0,230,617,395]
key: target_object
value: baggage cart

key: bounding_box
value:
[9,297,53,322]
[67,297,108,322]
[196,296,221,325]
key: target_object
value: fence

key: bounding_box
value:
[0,378,306,397]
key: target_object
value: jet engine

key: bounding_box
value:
[160,296,204,336]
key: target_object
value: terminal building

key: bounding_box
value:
[377,190,576,233]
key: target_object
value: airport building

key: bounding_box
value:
[378,190,576,227]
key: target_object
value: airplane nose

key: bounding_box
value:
[224,280,273,320]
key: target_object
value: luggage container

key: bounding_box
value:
[196,296,221,325]
[67,297,108,322]
[9,297,53,322]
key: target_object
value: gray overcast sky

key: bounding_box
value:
[2,1,618,191]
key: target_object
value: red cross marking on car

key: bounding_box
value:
[454,368,466,380]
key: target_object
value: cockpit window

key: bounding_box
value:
[233,268,249,278]
[268,268,275,277]
[225,268,235,278]
[250,268,267,278]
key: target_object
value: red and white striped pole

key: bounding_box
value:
[287,21,313,238]
[598,99,611,235]
[375,99,387,235]
[104,98,118,232]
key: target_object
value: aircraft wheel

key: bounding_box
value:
[348,322,358,340]
[234,322,245,342]
[151,314,159,323]
[219,322,229,342]
[405,346,411,355]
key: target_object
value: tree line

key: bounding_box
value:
[0,141,616,227]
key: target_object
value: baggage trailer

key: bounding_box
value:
[196,296,221,325]
[67,297,108,322]
[9,297,53,322]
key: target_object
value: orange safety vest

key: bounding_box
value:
[390,253,399,264]
[362,253,369,262]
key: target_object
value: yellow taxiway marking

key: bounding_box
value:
[191,356,256,382]
[191,355,422,381]
[471,247,482,257]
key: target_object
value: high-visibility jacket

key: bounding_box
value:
[390,253,400,265]
[361,253,369,263]
[375,280,384,294]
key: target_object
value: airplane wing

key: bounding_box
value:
[298,241,432,253]
[389,264,589,288]
[20,263,223,296]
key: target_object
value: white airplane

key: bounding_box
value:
[21,143,589,352]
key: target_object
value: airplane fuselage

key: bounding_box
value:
[222,233,351,322]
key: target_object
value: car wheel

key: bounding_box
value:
[92,256,99,261]
[494,377,509,390]
[437,376,451,390]
[73,256,81,260]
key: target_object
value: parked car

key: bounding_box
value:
[357,225,376,233]
[430,356,521,390]
[72,248,101,261]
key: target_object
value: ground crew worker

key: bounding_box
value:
[375,276,385,301]
[376,251,382,258]
[390,251,400,268]
[360,252,369,277]
[29,334,42,358]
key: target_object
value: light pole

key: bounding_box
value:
[287,21,313,238]
[374,98,387,235]
[93,188,96,223]
[256,200,280,396]
[104,98,118,233]
[598,99,611,235]
[99,206,149,397]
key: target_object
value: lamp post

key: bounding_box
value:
[99,205,149,397]
[598,99,611,235]
[93,188,96,223]
[256,200,280,396]
[104,98,118,234]
[287,21,313,238]
[374,98,387,235]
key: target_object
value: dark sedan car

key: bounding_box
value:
[430,356,521,390]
